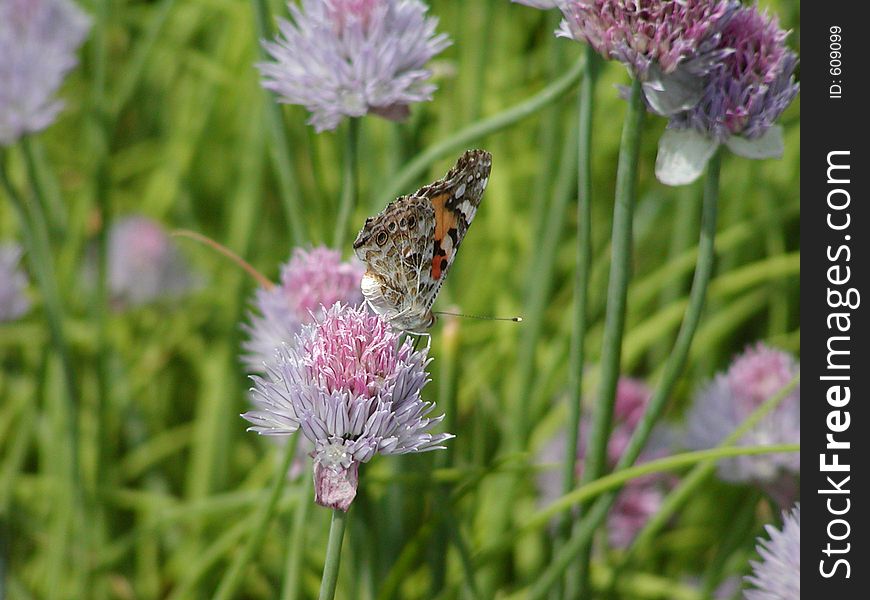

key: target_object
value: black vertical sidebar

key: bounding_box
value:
[802,2,867,597]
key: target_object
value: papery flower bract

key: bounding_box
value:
[243,303,451,511]
[0,0,91,146]
[107,216,197,308]
[684,344,800,505]
[258,0,451,132]
[242,246,364,373]
[558,0,739,116]
[537,377,671,548]
[656,4,799,185]
[0,244,30,322]
[745,504,800,600]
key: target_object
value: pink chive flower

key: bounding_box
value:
[107,216,197,308]
[258,0,451,132]
[656,4,799,185]
[1,244,30,322]
[537,377,671,548]
[557,0,740,116]
[684,344,799,506]
[242,246,364,373]
[0,0,90,146]
[243,303,451,511]
[745,504,800,600]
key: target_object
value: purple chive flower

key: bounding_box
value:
[1,244,30,322]
[656,5,799,185]
[243,303,451,511]
[0,0,91,146]
[242,246,364,373]
[258,0,451,132]
[107,216,197,308]
[745,504,800,600]
[537,378,671,548]
[558,0,739,116]
[684,344,800,505]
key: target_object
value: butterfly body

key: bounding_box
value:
[353,149,492,332]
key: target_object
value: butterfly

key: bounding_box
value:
[352,149,492,333]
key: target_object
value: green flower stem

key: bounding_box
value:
[334,118,359,249]
[560,46,598,538]
[512,94,580,444]
[581,77,644,487]
[629,373,800,556]
[475,444,799,564]
[529,151,723,599]
[1,150,85,594]
[281,475,313,600]
[251,0,307,244]
[377,58,585,206]
[318,509,349,600]
[213,440,298,600]
[534,445,798,537]
[111,0,177,116]
[0,154,79,416]
[573,77,644,597]
[557,48,599,598]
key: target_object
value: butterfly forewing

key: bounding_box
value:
[353,149,492,331]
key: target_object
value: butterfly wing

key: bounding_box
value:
[353,149,491,330]
[417,149,491,292]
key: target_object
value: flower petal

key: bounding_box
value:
[642,64,704,116]
[725,126,784,160]
[655,128,719,186]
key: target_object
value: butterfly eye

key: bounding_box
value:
[399,217,407,229]
[376,230,388,246]
[387,221,397,233]
[407,215,416,229]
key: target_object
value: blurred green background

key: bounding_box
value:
[1,0,799,598]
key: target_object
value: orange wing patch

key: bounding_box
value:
[430,192,458,281]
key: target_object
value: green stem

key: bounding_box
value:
[582,77,644,486]
[318,509,349,600]
[529,150,723,599]
[280,475,313,600]
[574,77,643,597]
[0,153,78,414]
[213,440,298,600]
[251,0,306,244]
[513,95,579,445]
[377,58,585,206]
[559,46,597,538]
[334,118,359,249]
[475,443,798,564]
[1,149,85,595]
[629,373,799,555]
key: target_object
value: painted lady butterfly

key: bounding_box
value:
[352,149,492,332]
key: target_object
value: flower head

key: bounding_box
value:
[745,504,800,600]
[244,303,451,510]
[107,216,197,308]
[684,344,799,503]
[558,0,739,115]
[537,377,671,548]
[656,4,799,185]
[242,246,364,373]
[0,0,91,146]
[259,0,450,132]
[1,244,30,322]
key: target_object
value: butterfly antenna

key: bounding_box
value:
[433,311,523,323]
[171,229,273,289]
